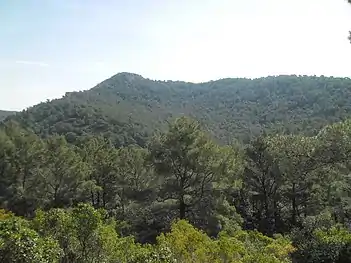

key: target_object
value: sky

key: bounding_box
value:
[1,0,351,110]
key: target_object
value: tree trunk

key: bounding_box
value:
[291,182,297,226]
[179,198,186,219]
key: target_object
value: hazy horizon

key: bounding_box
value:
[1,0,351,110]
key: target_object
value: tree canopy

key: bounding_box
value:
[1,3,351,261]
[0,110,16,121]
[3,74,351,145]
[1,114,351,262]
[2,69,351,262]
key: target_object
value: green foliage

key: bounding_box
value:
[291,212,351,263]
[241,136,283,235]
[6,74,351,145]
[266,135,322,228]
[33,204,125,263]
[0,121,47,216]
[0,205,292,263]
[156,219,218,262]
[0,215,61,263]
[0,110,16,121]
[0,123,95,215]
[2,95,351,262]
[41,136,91,208]
[150,117,220,219]
[156,219,294,263]
[149,117,242,235]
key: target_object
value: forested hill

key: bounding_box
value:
[3,73,351,262]
[5,73,351,145]
[0,110,16,121]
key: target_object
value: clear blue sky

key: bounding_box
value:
[1,0,351,110]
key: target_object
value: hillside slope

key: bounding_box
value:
[5,73,351,145]
[0,110,16,121]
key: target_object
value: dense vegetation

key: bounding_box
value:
[1,114,351,262]
[5,73,351,145]
[1,2,350,262]
[0,110,16,121]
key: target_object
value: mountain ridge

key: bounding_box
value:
[4,73,351,145]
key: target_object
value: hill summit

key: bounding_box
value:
[4,73,351,146]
